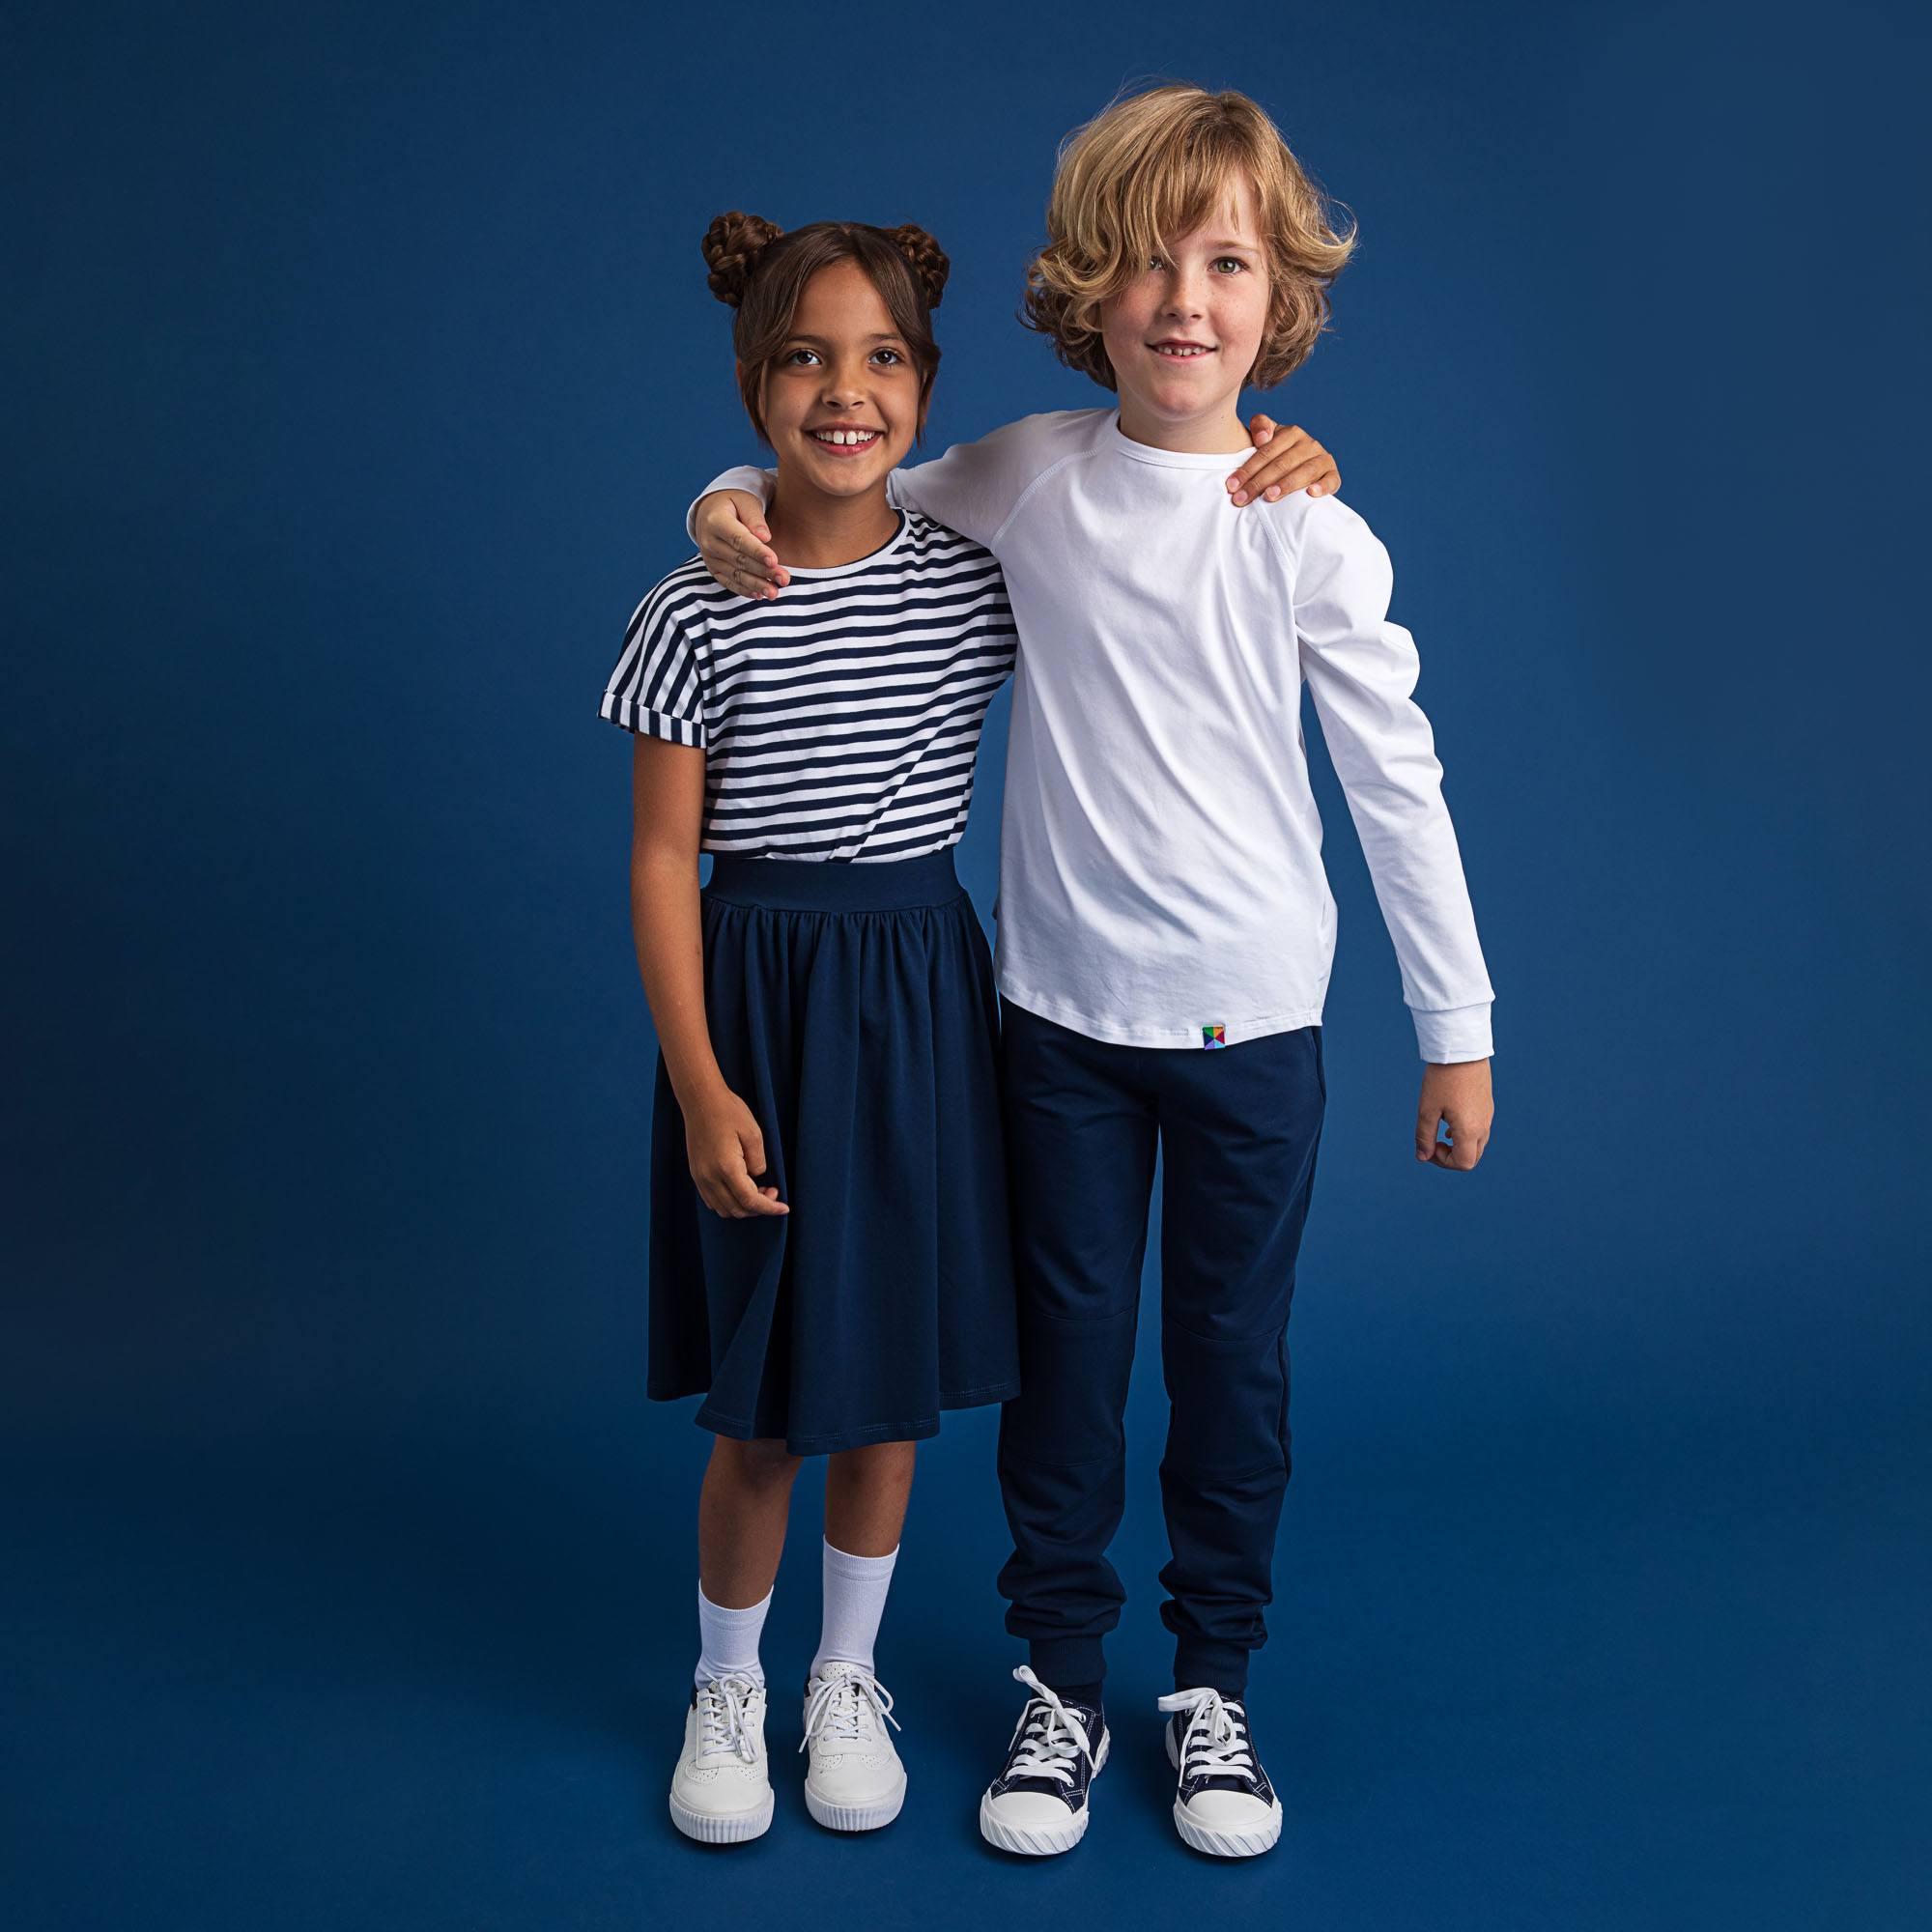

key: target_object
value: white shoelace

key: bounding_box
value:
[1002,1664,1096,1787]
[799,1664,900,1753]
[1157,1687,1257,1781]
[695,1672,760,1763]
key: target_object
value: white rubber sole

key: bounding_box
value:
[1163,1726,1283,1858]
[977,1729,1110,1856]
[668,1789,775,1844]
[805,1770,907,1833]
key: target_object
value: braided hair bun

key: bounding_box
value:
[702,212,784,307]
[885,223,951,311]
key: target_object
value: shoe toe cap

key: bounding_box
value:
[1181,1789,1278,1831]
[985,1789,1077,1830]
[810,1747,902,1802]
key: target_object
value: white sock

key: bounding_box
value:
[810,1539,898,1681]
[696,1581,772,1690]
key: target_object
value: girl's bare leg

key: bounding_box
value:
[698,1436,804,1605]
[823,1440,916,1556]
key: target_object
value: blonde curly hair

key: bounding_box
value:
[1022,83,1356,393]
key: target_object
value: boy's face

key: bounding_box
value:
[1099,172,1270,431]
[753,258,923,497]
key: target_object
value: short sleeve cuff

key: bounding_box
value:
[599,692,704,748]
[1412,1002,1492,1063]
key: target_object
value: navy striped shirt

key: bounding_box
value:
[600,510,1017,862]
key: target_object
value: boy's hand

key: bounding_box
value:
[696,489,790,601]
[1226,417,1341,507]
[686,1086,789,1217]
[1416,1060,1493,1172]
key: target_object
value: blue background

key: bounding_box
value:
[7,2,1928,1925]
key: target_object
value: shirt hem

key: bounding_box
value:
[997,978,1325,1051]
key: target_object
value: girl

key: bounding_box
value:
[599,213,1021,1843]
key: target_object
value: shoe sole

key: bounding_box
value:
[1163,1726,1283,1858]
[668,1790,775,1844]
[805,1771,907,1833]
[977,1729,1110,1856]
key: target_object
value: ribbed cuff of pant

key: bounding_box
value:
[1173,1638,1251,1696]
[1028,1636,1107,1694]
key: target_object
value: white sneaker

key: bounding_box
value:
[1157,1687,1284,1858]
[799,1662,906,1832]
[668,1673,774,1844]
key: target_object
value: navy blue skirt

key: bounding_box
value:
[647,850,1021,1455]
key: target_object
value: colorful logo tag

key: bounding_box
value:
[1202,1024,1226,1049]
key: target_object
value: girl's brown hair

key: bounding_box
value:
[1021,83,1357,392]
[701,213,951,446]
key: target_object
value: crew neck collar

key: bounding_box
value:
[776,508,911,578]
[1106,410,1253,470]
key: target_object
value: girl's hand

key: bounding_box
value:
[1415,1060,1494,1172]
[696,490,790,601]
[1224,417,1341,507]
[686,1086,790,1217]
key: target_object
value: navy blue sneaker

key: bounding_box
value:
[1158,1688,1283,1858]
[979,1665,1110,1855]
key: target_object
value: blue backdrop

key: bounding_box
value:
[7,2,1927,1926]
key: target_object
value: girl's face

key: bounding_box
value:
[1099,171,1272,432]
[754,259,923,497]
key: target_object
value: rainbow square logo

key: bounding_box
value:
[1202,1024,1226,1049]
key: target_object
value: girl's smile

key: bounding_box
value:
[758,258,921,501]
[804,422,887,454]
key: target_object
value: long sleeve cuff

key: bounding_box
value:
[1412,1003,1493,1064]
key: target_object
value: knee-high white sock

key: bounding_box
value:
[696,1581,772,1690]
[810,1540,898,1680]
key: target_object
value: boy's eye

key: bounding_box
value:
[1213,257,1247,274]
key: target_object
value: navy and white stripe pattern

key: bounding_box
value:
[600,511,1016,862]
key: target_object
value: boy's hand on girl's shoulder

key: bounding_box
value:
[1416,1060,1493,1172]
[696,489,789,601]
[1226,417,1341,507]
[685,1086,789,1217]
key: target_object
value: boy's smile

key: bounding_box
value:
[1102,172,1271,453]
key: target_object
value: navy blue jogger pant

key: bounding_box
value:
[994,1001,1326,1694]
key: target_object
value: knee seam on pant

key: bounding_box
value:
[1159,1314,1290,1348]
[999,1448,1124,1472]
[1160,1456,1289,1483]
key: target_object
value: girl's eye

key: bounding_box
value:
[1214,257,1247,274]
[781,348,820,366]
[872,348,903,366]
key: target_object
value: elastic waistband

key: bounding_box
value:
[703,849,964,913]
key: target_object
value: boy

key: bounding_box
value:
[684,84,1495,1859]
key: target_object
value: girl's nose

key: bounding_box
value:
[820,364,869,403]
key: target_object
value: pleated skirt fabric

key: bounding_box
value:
[647,850,1020,1455]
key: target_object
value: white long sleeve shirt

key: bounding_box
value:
[692,407,1494,1060]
